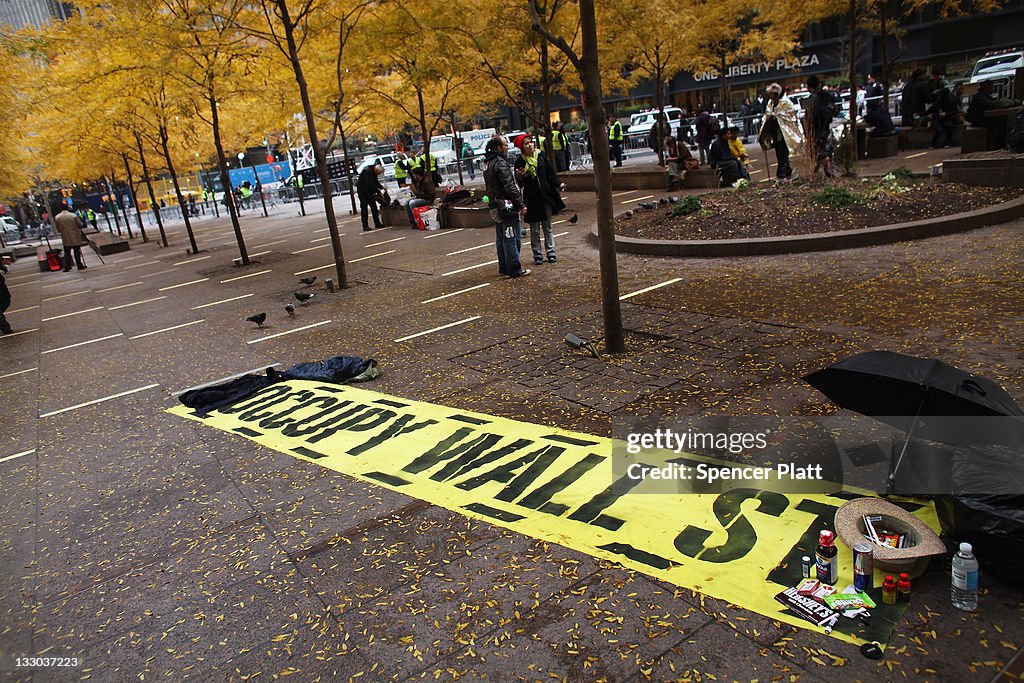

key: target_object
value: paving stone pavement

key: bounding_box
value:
[1,160,1022,681]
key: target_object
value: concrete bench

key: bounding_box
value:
[960,127,989,154]
[87,232,130,255]
[866,135,899,158]
[681,167,722,189]
[901,127,933,149]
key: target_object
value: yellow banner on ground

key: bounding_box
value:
[168,381,939,646]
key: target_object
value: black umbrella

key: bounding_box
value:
[804,350,1024,493]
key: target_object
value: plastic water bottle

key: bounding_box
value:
[951,542,979,611]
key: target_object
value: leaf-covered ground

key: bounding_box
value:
[614,178,1023,241]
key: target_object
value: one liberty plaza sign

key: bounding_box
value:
[675,52,835,90]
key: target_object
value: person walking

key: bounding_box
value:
[54,203,87,271]
[356,162,386,231]
[0,260,13,334]
[482,135,530,278]
[694,110,716,165]
[608,118,624,167]
[805,75,837,176]
[514,136,564,265]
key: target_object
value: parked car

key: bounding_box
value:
[627,107,684,137]
[356,153,397,181]
[1,216,23,243]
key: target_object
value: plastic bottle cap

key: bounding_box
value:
[819,530,835,546]
[960,542,972,553]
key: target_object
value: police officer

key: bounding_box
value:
[608,118,624,167]
[551,122,569,172]
[394,152,411,188]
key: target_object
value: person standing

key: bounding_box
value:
[483,135,530,278]
[514,136,563,265]
[805,75,837,176]
[901,69,931,127]
[694,110,715,165]
[758,82,803,179]
[394,152,411,188]
[0,260,12,334]
[356,162,386,231]
[608,118,624,167]
[459,139,476,180]
[551,122,570,172]
[55,203,87,271]
[87,207,98,230]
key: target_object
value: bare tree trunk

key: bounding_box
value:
[276,0,346,287]
[849,0,859,168]
[159,122,200,254]
[542,40,554,161]
[209,93,248,264]
[880,4,890,110]
[655,60,666,166]
[135,133,168,247]
[339,124,358,215]
[122,152,145,241]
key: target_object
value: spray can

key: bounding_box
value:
[801,555,812,578]
[853,543,874,592]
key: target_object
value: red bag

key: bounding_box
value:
[412,205,437,230]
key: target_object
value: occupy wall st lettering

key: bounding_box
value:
[212,385,923,579]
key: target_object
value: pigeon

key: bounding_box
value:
[659,197,669,205]
[294,291,314,305]
[299,276,317,287]
[624,210,634,218]
[246,312,267,328]
[638,202,655,210]
[285,303,296,317]
[568,213,579,225]
[668,196,680,204]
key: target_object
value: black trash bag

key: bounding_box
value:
[179,373,280,415]
[934,444,1024,584]
[279,355,379,384]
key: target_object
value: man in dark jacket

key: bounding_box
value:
[483,135,530,278]
[0,261,13,334]
[356,163,385,231]
[900,69,931,127]
[708,128,745,186]
[806,75,836,175]
[694,111,716,165]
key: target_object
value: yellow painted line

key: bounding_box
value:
[128,319,205,340]
[313,227,330,233]
[142,269,181,279]
[350,250,396,263]
[7,306,39,314]
[192,293,254,310]
[0,328,38,339]
[446,243,490,257]
[552,219,568,226]
[553,231,569,238]
[293,263,334,276]
[441,260,498,277]
[108,296,167,311]
[365,237,406,248]
[7,281,38,289]
[39,383,160,418]
[158,278,209,291]
[309,236,333,243]
[612,190,638,198]
[619,277,683,301]
[42,333,123,354]
[0,449,35,464]
[904,151,929,159]
[174,255,212,266]
[112,254,145,263]
[292,244,330,254]
[247,320,333,345]
[0,367,37,379]
[253,239,288,248]
[123,261,163,270]
[41,306,105,321]
[424,228,463,239]
[96,282,143,293]
[5,273,40,283]
[41,290,89,302]
[395,316,481,343]
[421,283,490,304]
[247,250,272,258]
[220,269,271,284]
[359,226,398,234]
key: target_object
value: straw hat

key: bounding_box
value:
[834,497,946,574]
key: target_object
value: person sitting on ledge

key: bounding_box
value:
[862,100,898,137]
[708,128,747,186]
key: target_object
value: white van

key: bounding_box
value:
[628,107,684,136]
[970,49,1022,99]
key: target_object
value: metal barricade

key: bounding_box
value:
[568,141,591,169]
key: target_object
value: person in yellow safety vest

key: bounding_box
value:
[608,119,624,167]
[394,152,410,188]
[87,207,98,230]
[239,182,253,209]
[551,122,569,172]
[413,152,441,186]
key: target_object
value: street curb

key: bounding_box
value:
[591,194,1024,257]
